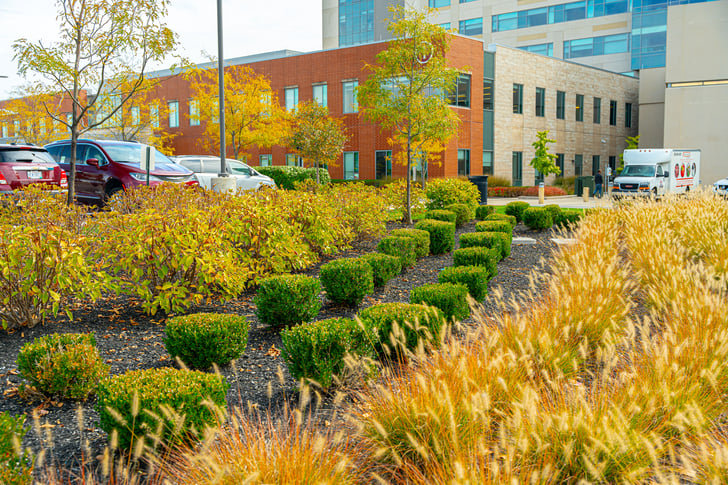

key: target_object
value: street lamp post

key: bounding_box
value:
[211,0,236,193]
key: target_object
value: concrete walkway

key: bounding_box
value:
[486,195,614,209]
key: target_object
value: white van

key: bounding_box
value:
[173,155,276,192]
[612,149,700,197]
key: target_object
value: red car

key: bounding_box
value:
[0,144,68,194]
[45,139,198,205]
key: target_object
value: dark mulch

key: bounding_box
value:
[0,220,559,474]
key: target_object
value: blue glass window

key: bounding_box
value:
[519,43,554,56]
[339,0,374,47]
[430,0,451,6]
[459,18,483,35]
[440,22,451,30]
[492,0,628,32]
[564,33,630,58]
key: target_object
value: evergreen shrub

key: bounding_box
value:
[410,283,469,321]
[475,220,512,234]
[360,253,402,287]
[438,266,490,301]
[377,236,417,268]
[459,232,511,260]
[474,205,495,220]
[485,213,517,229]
[444,203,473,226]
[452,246,498,278]
[423,209,457,224]
[414,219,456,255]
[254,275,321,327]
[320,258,374,305]
[504,201,530,222]
[164,313,249,370]
[389,228,430,258]
[523,207,554,230]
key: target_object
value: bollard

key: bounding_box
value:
[583,186,590,203]
[538,182,545,205]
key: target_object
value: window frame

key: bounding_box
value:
[342,80,358,114]
[284,86,299,112]
[535,87,546,117]
[575,94,584,121]
[513,83,524,114]
[168,100,179,128]
[593,97,601,124]
[556,90,566,119]
[609,100,617,126]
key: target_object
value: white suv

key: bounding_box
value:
[174,156,276,192]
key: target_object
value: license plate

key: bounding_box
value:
[27,171,43,179]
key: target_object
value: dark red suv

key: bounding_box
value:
[0,144,68,195]
[45,139,198,205]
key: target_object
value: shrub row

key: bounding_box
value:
[255,166,331,190]
[488,185,568,197]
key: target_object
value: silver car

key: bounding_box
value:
[174,155,276,191]
[713,177,728,196]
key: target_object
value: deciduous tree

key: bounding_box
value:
[186,64,289,161]
[13,0,178,204]
[530,130,560,178]
[358,6,460,224]
[0,86,67,146]
[289,101,347,184]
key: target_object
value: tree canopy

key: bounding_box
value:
[357,6,460,224]
[530,130,560,178]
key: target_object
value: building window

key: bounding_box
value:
[482,151,493,175]
[1,123,7,138]
[574,154,583,176]
[512,152,523,187]
[556,153,565,175]
[564,33,630,59]
[609,100,617,126]
[448,74,471,108]
[313,83,328,107]
[535,168,544,185]
[259,154,272,167]
[460,0,477,2]
[491,0,629,33]
[593,97,601,124]
[189,99,200,126]
[338,0,374,47]
[608,155,617,172]
[286,154,303,167]
[150,105,159,128]
[375,150,392,179]
[513,83,523,114]
[575,94,584,121]
[592,155,600,175]
[285,87,299,112]
[131,106,140,126]
[343,80,358,113]
[440,22,451,30]
[458,149,471,176]
[625,102,632,128]
[459,18,483,36]
[429,0,450,7]
[344,151,359,180]
[519,43,554,57]
[535,87,545,117]
[483,79,494,110]
[556,91,565,119]
[168,100,179,128]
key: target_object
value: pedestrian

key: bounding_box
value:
[594,170,603,198]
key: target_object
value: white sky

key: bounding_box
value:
[0,0,323,100]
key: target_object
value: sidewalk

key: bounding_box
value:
[486,194,613,209]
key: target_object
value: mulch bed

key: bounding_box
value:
[0,220,559,474]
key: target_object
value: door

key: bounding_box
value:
[82,144,111,201]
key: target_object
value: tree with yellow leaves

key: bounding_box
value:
[186,64,289,160]
[0,87,68,146]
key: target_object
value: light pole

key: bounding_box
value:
[211,0,235,193]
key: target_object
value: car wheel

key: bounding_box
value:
[105,185,124,203]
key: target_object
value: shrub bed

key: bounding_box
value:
[389,228,430,258]
[358,303,446,358]
[555,209,583,228]
[281,317,374,389]
[16,333,109,400]
[96,368,229,450]
[320,258,374,306]
[438,266,490,301]
[423,209,456,225]
[504,201,530,223]
[475,220,512,234]
[485,213,517,229]
[410,283,469,321]
[444,203,473,227]
[459,232,511,260]
[164,313,249,370]
[474,205,495,220]
[523,207,554,230]
[256,166,330,190]
[414,219,456,255]
[452,246,498,278]
[360,253,402,287]
[254,275,321,327]
[377,236,417,268]
[544,204,562,222]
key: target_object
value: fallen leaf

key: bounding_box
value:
[264,345,281,357]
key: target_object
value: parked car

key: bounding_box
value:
[45,139,198,205]
[173,155,276,191]
[0,144,68,195]
[712,176,728,196]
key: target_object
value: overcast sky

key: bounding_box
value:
[0,0,323,100]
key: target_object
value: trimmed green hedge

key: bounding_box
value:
[389,228,430,259]
[485,213,517,229]
[475,220,512,234]
[452,246,498,278]
[360,253,402,287]
[523,207,554,230]
[410,283,469,321]
[504,201,530,222]
[424,209,457,225]
[256,166,330,189]
[164,313,249,369]
[444,203,473,226]
[555,209,583,228]
[414,219,456,255]
[475,205,496,220]
[320,258,374,305]
[254,275,321,327]
[438,266,490,302]
[459,231,511,260]
[377,235,417,268]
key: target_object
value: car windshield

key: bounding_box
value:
[0,149,55,164]
[621,165,655,177]
[97,142,174,165]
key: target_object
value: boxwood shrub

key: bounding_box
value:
[423,209,457,224]
[164,313,249,370]
[281,317,374,389]
[255,166,330,190]
[452,246,498,278]
[438,266,490,302]
[17,333,109,400]
[410,283,469,322]
[414,219,456,255]
[504,201,530,222]
[254,275,321,327]
[459,232,511,260]
[555,209,583,228]
[320,258,374,305]
[523,207,554,230]
[475,220,512,234]
[360,253,402,287]
[377,235,417,268]
[544,204,562,222]
[485,213,517,229]
[358,302,446,358]
[475,205,496,220]
[444,203,473,227]
[96,368,229,450]
[389,228,430,259]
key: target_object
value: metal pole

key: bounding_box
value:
[217,0,227,177]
